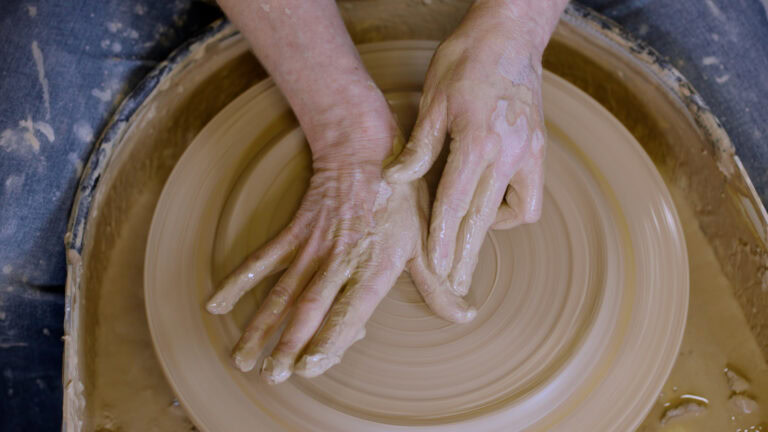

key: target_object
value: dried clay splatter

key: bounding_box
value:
[31,41,50,119]
[0,117,55,155]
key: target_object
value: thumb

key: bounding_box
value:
[384,96,447,183]
[408,253,477,324]
[492,158,544,230]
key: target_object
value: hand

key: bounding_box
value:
[207,141,475,384]
[211,0,481,385]
[385,1,558,296]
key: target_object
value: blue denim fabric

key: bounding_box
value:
[0,0,765,430]
[581,0,768,202]
[0,1,221,429]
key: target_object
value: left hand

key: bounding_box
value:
[207,173,475,383]
[291,178,477,379]
[385,1,552,296]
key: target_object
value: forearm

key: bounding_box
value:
[217,0,392,162]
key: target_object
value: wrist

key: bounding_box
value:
[467,0,567,57]
[300,85,393,153]
[270,49,396,170]
[307,115,395,162]
[302,95,397,169]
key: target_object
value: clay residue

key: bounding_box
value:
[726,367,751,394]
[62,248,85,432]
[88,190,196,431]
[637,185,768,431]
[1,118,48,155]
[660,397,708,425]
[31,41,51,119]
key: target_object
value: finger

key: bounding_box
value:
[230,230,323,372]
[409,253,477,323]
[491,157,544,230]
[450,167,507,296]
[294,256,404,378]
[428,135,492,276]
[384,95,447,183]
[260,254,354,384]
[207,219,307,314]
[411,178,476,321]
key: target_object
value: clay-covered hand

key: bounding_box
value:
[385,0,564,295]
[209,0,478,385]
[206,161,475,384]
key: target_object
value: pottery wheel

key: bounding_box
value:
[145,41,688,431]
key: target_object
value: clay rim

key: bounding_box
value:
[61,2,747,427]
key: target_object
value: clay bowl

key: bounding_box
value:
[63,3,767,430]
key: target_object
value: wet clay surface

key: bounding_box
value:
[89,170,768,432]
[143,43,686,431]
[636,185,768,431]
[89,81,765,432]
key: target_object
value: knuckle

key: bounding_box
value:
[268,284,293,307]
[243,324,266,339]
[246,250,266,266]
[329,240,348,255]
[480,135,502,160]
[298,290,328,314]
[275,337,302,354]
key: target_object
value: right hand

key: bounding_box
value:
[384,0,556,297]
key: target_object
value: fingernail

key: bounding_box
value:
[232,351,258,373]
[206,299,230,314]
[461,306,477,323]
[294,353,340,378]
[231,331,265,373]
[448,294,477,323]
[260,356,292,384]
